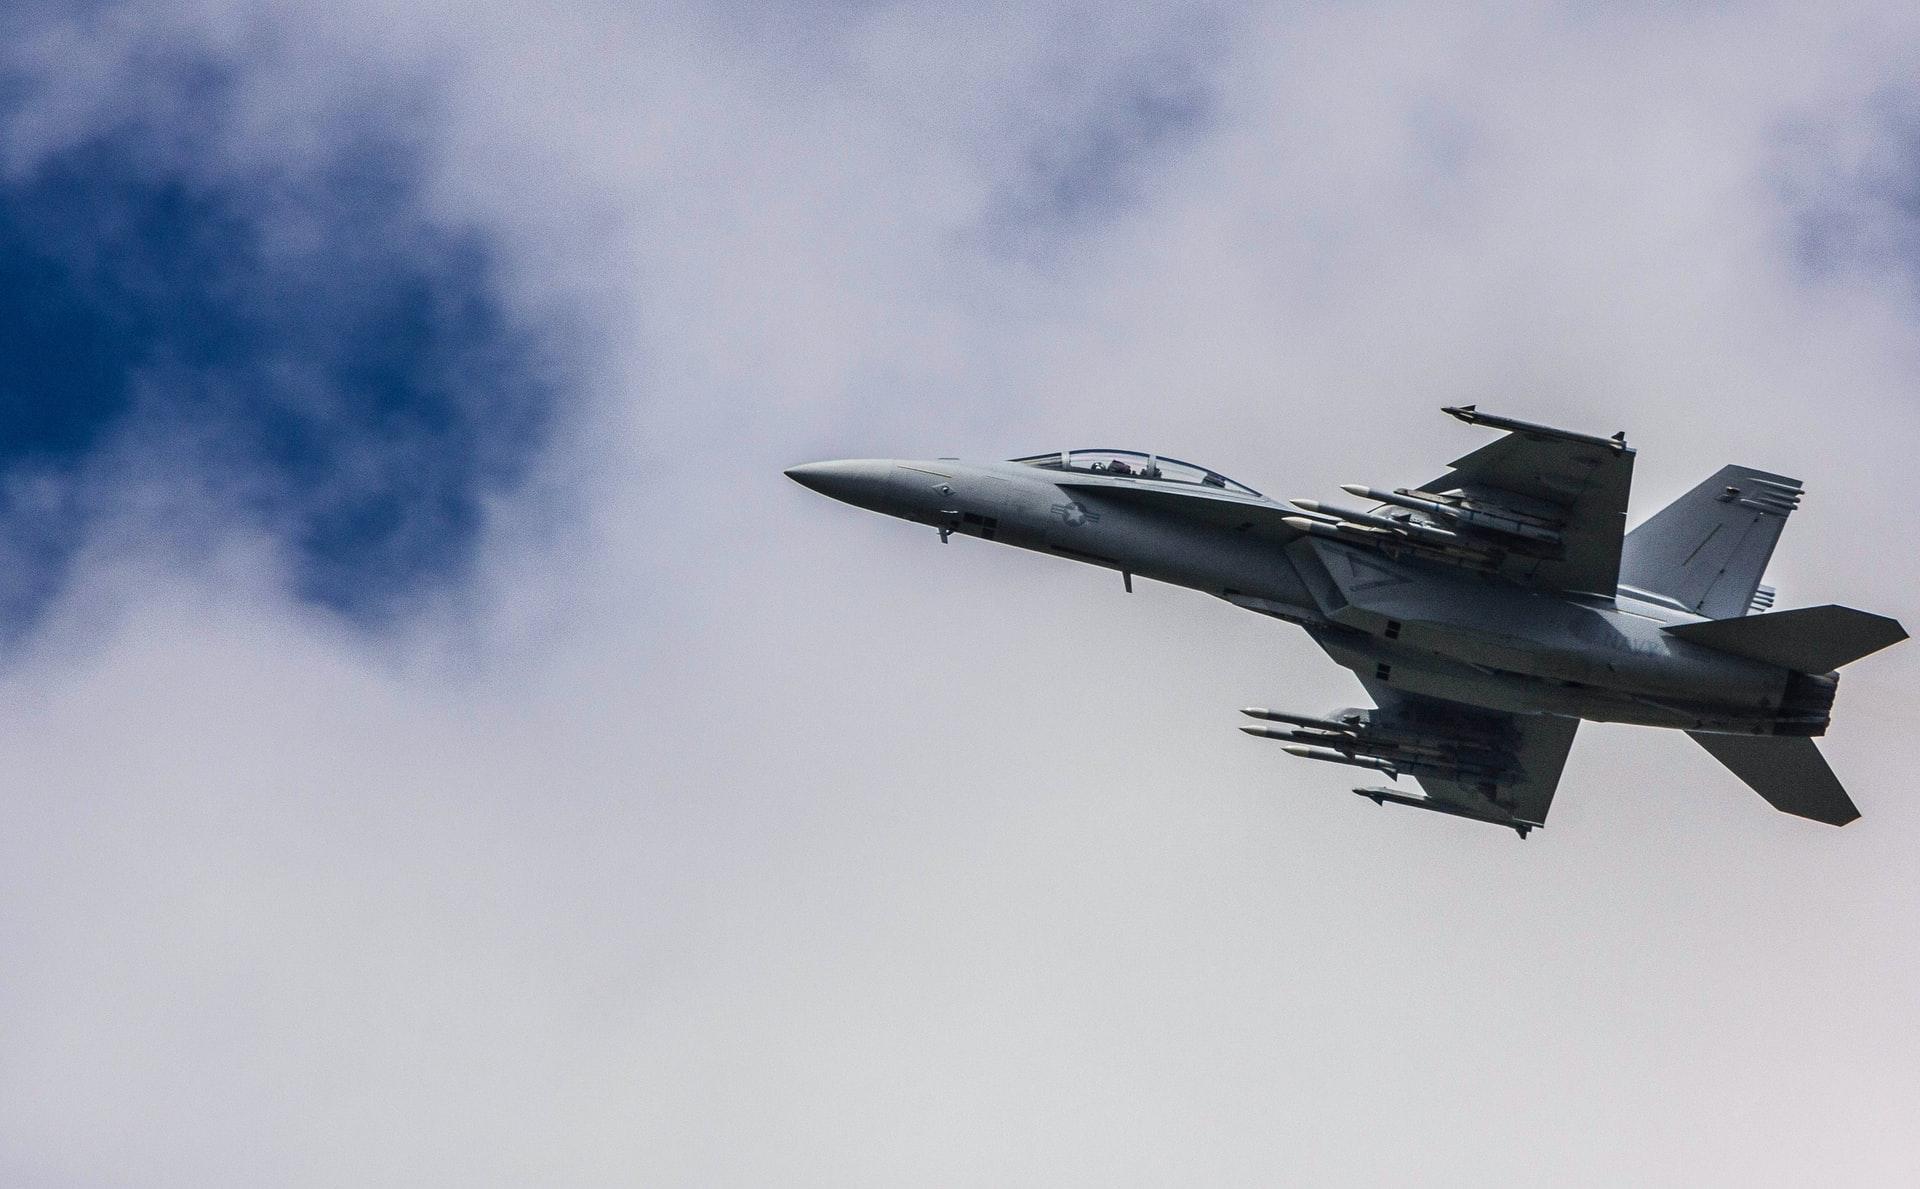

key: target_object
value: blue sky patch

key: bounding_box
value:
[0,57,565,633]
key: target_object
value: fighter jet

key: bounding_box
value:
[787,407,1906,837]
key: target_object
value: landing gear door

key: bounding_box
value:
[932,474,1013,542]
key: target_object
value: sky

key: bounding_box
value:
[0,2,1918,1185]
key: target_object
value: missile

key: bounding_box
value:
[1289,499,1462,543]
[1239,709,1512,770]
[1280,745,1507,785]
[1241,707,1456,755]
[1338,484,1464,525]
[1241,707,1362,731]
[1240,724,1361,747]
[1250,726,1499,773]
[1340,484,1562,545]
[1281,516,1381,545]
[1341,483,1430,511]
[1281,504,1344,525]
[1441,404,1627,453]
[1261,727,1508,780]
[1290,503,1496,566]
[1289,498,1387,524]
[1281,744,1398,776]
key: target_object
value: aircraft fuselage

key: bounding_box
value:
[787,458,1824,737]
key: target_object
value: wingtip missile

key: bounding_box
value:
[1440,404,1628,452]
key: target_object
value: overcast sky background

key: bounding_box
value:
[1,2,1917,1185]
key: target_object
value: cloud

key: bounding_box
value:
[1783,87,1920,302]
[1,2,1919,1186]
[0,24,569,630]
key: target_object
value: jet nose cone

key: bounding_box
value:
[783,461,846,494]
[784,459,898,510]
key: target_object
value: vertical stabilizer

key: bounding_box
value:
[1620,466,1800,617]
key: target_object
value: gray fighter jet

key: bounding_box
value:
[788,407,1906,837]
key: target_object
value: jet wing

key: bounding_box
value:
[1354,678,1580,836]
[1409,406,1636,597]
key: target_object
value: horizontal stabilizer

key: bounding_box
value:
[1687,733,1859,825]
[1663,605,1907,673]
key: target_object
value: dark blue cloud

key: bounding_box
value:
[979,38,1216,254]
[1784,89,1920,299]
[0,49,565,632]
[1025,74,1207,223]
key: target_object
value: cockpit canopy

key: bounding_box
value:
[1008,449,1262,497]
